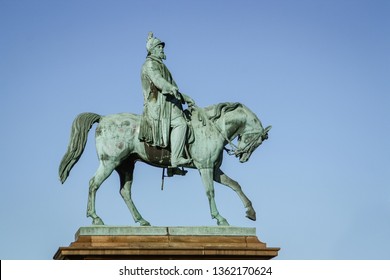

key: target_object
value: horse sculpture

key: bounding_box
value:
[59,102,271,226]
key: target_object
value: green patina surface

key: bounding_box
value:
[75,226,256,239]
[59,33,271,227]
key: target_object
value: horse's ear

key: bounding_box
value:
[264,125,272,133]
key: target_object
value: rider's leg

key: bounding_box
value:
[170,113,191,167]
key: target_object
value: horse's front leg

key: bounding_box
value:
[214,168,256,221]
[199,168,229,226]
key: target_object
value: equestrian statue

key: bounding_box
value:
[58,32,271,226]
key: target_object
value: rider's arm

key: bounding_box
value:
[144,61,178,97]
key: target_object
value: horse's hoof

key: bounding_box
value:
[92,217,104,225]
[246,208,257,221]
[139,220,151,226]
[217,219,230,226]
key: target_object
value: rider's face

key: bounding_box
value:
[152,44,166,60]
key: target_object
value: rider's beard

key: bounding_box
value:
[159,52,166,60]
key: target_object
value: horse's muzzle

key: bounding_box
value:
[239,152,250,163]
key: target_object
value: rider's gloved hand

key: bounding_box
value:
[181,93,196,108]
[170,87,181,99]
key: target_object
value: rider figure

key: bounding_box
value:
[139,32,194,168]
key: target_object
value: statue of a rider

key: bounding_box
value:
[138,32,195,168]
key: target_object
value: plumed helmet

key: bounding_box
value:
[146,32,165,53]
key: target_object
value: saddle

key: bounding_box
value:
[143,109,195,168]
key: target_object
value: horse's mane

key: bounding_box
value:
[205,102,243,122]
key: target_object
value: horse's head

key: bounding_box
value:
[206,102,271,163]
[236,125,272,163]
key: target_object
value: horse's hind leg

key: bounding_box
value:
[117,162,151,226]
[214,168,256,221]
[87,162,115,225]
[199,168,229,226]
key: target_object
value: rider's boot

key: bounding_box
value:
[171,157,192,168]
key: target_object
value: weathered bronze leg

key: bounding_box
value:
[199,168,229,226]
[117,162,151,226]
[87,162,115,225]
[214,168,256,221]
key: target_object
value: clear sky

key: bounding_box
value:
[1,0,389,260]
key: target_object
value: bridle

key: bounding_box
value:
[192,105,263,157]
[230,132,262,157]
[210,117,262,156]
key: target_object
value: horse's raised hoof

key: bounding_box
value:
[246,208,257,221]
[92,217,104,225]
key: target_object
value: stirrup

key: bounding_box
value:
[167,167,188,177]
[161,167,188,191]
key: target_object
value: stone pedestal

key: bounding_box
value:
[54,226,279,260]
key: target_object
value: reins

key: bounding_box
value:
[210,118,239,155]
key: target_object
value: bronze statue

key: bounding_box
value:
[58,33,271,226]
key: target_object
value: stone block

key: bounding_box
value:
[54,226,279,260]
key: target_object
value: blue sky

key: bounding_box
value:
[0,0,389,259]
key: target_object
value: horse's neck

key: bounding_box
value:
[216,108,246,141]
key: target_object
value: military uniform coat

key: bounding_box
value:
[139,55,183,148]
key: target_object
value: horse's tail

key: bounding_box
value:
[59,112,101,184]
